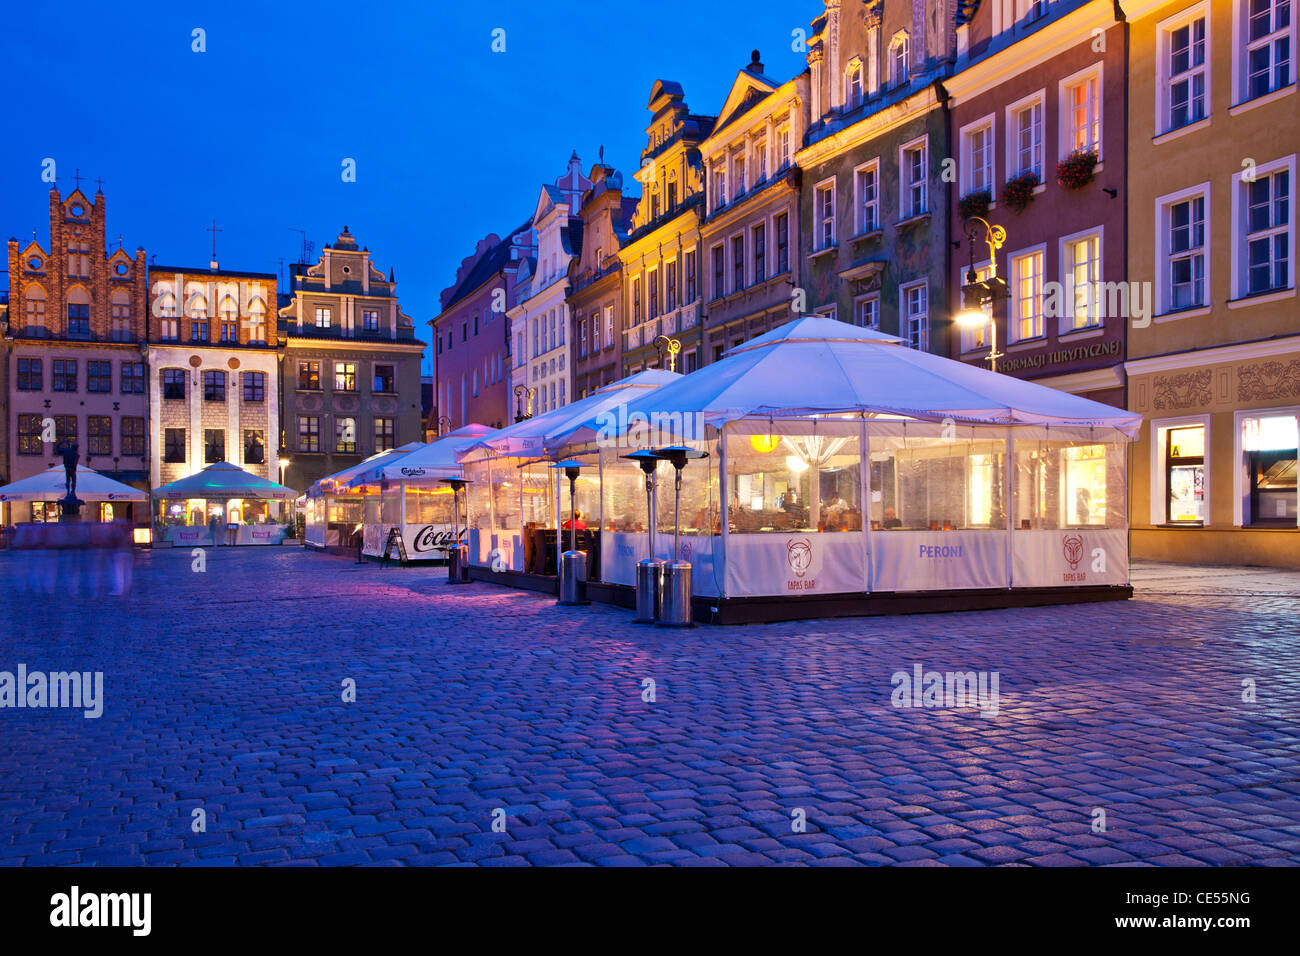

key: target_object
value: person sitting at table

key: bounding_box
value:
[562,510,587,530]
[782,489,800,512]
[882,506,902,529]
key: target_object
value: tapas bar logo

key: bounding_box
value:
[1063,533,1084,570]
[0,665,103,719]
[786,538,812,576]
[50,886,151,936]
[891,664,1000,718]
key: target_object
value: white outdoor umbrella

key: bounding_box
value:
[358,423,498,485]
[0,464,147,503]
[153,461,297,500]
[311,441,425,495]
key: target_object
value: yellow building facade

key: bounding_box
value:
[1125,0,1299,566]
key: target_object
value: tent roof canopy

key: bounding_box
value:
[462,368,682,462]
[309,441,425,496]
[153,461,297,500]
[557,315,1142,449]
[352,423,498,485]
[0,464,147,503]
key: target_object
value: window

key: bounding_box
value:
[902,282,928,350]
[162,368,186,400]
[218,294,238,343]
[1062,231,1103,330]
[1008,94,1045,179]
[775,213,790,274]
[854,294,880,329]
[164,428,186,463]
[121,417,145,457]
[712,165,727,209]
[375,417,395,452]
[1240,0,1294,103]
[711,245,725,300]
[363,309,379,332]
[23,289,48,337]
[1158,6,1208,133]
[1235,158,1294,297]
[648,266,660,318]
[1241,412,1298,524]
[17,414,43,455]
[1061,67,1102,158]
[53,415,76,444]
[315,307,332,328]
[243,371,266,402]
[110,292,132,342]
[87,416,112,456]
[473,314,479,336]
[204,429,225,463]
[901,139,928,218]
[845,59,864,110]
[666,258,679,311]
[753,133,767,183]
[87,360,112,393]
[66,242,90,277]
[1011,249,1046,340]
[244,430,265,464]
[298,416,320,453]
[1158,185,1210,313]
[961,118,995,195]
[632,275,643,323]
[121,361,145,394]
[605,305,615,346]
[592,313,602,351]
[190,315,209,342]
[777,123,791,169]
[334,362,358,392]
[53,359,77,392]
[67,302,90,338]
[578,318,588,358]
[247,303,267,344]
[855,161,880,234]
[335,417,357,454]
[753,224,767,283]
[732,235,745,291]
[373,364,394,393]
[732,152,746,196]
[203,370,226,402]
[889,32,909,87]
[298,361,321,390]
[17,358,42,391]
[815,179,836,249]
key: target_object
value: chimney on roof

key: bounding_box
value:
[748,49,763,73]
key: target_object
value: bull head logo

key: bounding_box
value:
[787,538,813,577]
[1062,534,1084,570]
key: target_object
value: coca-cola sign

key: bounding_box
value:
[412,525,463,553]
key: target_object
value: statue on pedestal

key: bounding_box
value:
[55,438,83,520]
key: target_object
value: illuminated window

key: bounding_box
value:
[1010,249,1045,341]
[1242,414,1298,525]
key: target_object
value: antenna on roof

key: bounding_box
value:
[288,228,314,265]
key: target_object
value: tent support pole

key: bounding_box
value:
[1005,434,1014,589]
[718,426,728,599]
[860,416,871,594]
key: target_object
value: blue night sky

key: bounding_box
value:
[0,1,814,374]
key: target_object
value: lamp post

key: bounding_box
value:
[439,476,471,584]
[622,449,663,623]
[278,456,291,526]
[550,459,589,606]
[652,334,681,372]
[954,216,1010,372]
[514,384,537,423]
[651,444,708,627]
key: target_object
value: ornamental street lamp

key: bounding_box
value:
[652,334,681,372]
[514,384,537,423]
[954,216,1011,372]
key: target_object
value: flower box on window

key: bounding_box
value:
[957,189,992,221]
[1001,171,1041,214]
[1056,149,1099,191]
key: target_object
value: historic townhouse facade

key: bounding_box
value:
[568,159,638,397]
[797,0,955,351]
[698,53,809,363]
[947,0,1128,408]
[5,187,149,523]
[507,154,590,416]
[432,221,533,429]
[1124,0,1299,566]
[277,228,425,492]
[620,81,715,374]
[145,263,280,496]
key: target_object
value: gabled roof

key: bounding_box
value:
[440,220,531,312]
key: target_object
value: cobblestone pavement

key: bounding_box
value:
[1,547,1298,866]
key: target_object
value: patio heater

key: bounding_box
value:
[652,445,708,627]
[550,460,589,606]
[439,476,471,584]
[622,449,663,623]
